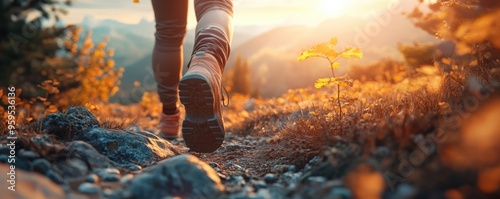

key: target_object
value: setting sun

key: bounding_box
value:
[318,0,356,17]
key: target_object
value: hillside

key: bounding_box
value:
[108,13,438,100]
[3,64,499,198]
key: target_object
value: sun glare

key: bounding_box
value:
[319,0,353,18]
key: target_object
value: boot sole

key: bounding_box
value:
[179,74,225,153]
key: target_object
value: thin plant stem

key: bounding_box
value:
[337,84,342,135]
[325,57,343,136]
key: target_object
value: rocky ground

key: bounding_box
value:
[2,75,500,198]
[0,105,395,199]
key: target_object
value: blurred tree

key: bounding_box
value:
[408,0,500,67]
[231,56,252,96]
[59,27,123,106]
[398,42,436,68]
[409,0,500,103]
[0,0,72,97]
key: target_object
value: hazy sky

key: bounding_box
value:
[63,0,416,28]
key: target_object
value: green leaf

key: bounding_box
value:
[341,47,363,59]
[329,62,340,69]
[314,78,332,89]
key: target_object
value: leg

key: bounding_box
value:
[180,0,233,152]
[151,0,188,115]
[151,0,188,138]
[191,0,234,69]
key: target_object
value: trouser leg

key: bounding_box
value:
[191,0,234,70]
[151,0,188,114]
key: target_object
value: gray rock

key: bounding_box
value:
[30,135,53,144]
[78,182,100,194]
[328,187,352,199]
[18,149,39,160]
[0,154,8,163]
[33,158,52,174]
[52,158,89,180]
[15,157,33,172]
[243,98,256,111]
[46,170,65,184]
[231,175,245,186]
[65,106,100,140]
[78,128,182,166]
[282,172,302,185]
[124,155,224,199]
[264,173,278,184]
[97,168,121,182]
[65,141,117,169]
[252,180,268,190]
[0,146,9,154]
[42,113,71,140]
[0,164,66,199]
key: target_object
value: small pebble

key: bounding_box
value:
[252,180,267,190]
[209,162,220,168]
[256,188,271,199]
[329,187,352,199]
[224,160,232,167]
[15,158,33,172]
[374,146,391,157]
[120,174,134,184]
[0,146,9,154]
[78,182,100,194]
[129,165,142,171]
[46,170,64,184]
[232,164,245,172]
[102,174,120,182]
[85,174,99,183]
[282,172,301,184]
[307,176,327,184]
[231,175,245,185]
[271,165,289,173]
[264,173,278,184]
[103,188,119,198]
[0,155,8,163]
[103,168,121,175]
[19,149,39,160]
[33,158,52,174]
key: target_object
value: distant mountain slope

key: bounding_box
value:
[87,12,438,101]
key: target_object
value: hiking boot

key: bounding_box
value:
[158,111,182,139]
[179,52,225,153]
